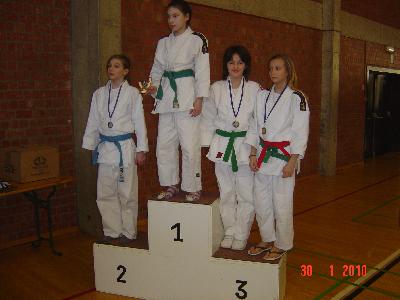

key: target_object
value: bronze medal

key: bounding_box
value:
[262,127,266,134]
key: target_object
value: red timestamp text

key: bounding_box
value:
[300,264,367,277]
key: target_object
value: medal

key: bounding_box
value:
[107,81,124,128]
[228,78,245,129]
[263,84,287,132]
[173,101,179,109]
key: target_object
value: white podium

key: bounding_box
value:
[94,192,286,300]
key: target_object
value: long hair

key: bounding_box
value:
[268,54,297,89]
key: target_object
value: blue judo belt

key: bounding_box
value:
[92,133,132,182]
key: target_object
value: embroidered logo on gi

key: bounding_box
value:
[192,32,208,54]
[216,152,223,158]
[196,173,201,177]
[293,90,307,112]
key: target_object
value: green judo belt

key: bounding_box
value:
[216,129,247,172]
[155,69,195,108]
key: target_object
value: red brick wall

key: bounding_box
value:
[337,36,366,167]
[122,0,321,205]
[342,0,400,29]
[0,0,76,245]
[366,41,400,69]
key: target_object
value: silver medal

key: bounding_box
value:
[108,121,113,128]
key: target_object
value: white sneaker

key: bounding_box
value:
[231,239,247,251]
[220,235,234,248]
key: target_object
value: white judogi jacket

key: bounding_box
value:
[202,78,260,166]
[246,85,310,175]
[150,27,210,113]
[82,81,149,166]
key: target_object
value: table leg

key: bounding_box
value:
[23,186,62,256]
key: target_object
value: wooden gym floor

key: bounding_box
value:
[0,153,399,300]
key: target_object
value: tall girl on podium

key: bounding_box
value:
[246,54,310,260]
[146,0,210,202]
[202,45,260,250]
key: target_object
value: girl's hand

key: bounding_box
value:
[146,86,157,95]
[282,154,298,178]
[135,151,146,166]
[249,155,259,172]
[282,163,295,178]
[190,97,203,117]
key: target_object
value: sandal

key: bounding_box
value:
[263,249,287,261]
[185,190,201,202]
[155,185,180,200]
[247,242,273,256]
[0,180,11,193]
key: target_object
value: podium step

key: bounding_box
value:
[94,195,286,300]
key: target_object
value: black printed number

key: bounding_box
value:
[235,280,248,299]
[171,222,183,242]
[116,265,127,283]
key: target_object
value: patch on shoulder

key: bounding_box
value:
[192,32,209,54]
[293,90,307,111]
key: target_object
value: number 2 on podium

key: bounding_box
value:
[171,222,183,242]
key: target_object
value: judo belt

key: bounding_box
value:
[92,133,132,182]
[257,138,290,169]
[216,129,247,172]
[155,69,195,108]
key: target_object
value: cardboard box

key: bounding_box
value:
[0,145,60,183]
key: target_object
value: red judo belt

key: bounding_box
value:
[257,138,291,168]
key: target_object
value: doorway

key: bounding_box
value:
[365,66,400,158]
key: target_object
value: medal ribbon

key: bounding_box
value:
[228,78,245,122]
[108,81,124,123]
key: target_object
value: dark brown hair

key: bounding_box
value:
[167,0,192,26]
[222,45,251,80]
[106,54,131,81]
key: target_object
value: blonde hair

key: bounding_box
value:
[268,54,297,89]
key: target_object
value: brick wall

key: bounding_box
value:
[122,0,321,206]
[342,0,400,29]
[337,36,366,167]
[0,0,76,245]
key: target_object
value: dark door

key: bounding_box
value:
[365,70,400,158]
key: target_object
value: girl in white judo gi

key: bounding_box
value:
[82,54,149,244]
[202,45,260,250]
[246,54,309,260]
[146,0,210,202]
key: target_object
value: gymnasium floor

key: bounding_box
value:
[0,153,399,300]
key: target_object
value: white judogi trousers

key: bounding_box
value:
[254,172,295,250]
[215,163,255,241]
[157,111,202,192]
[97,163,138,239]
